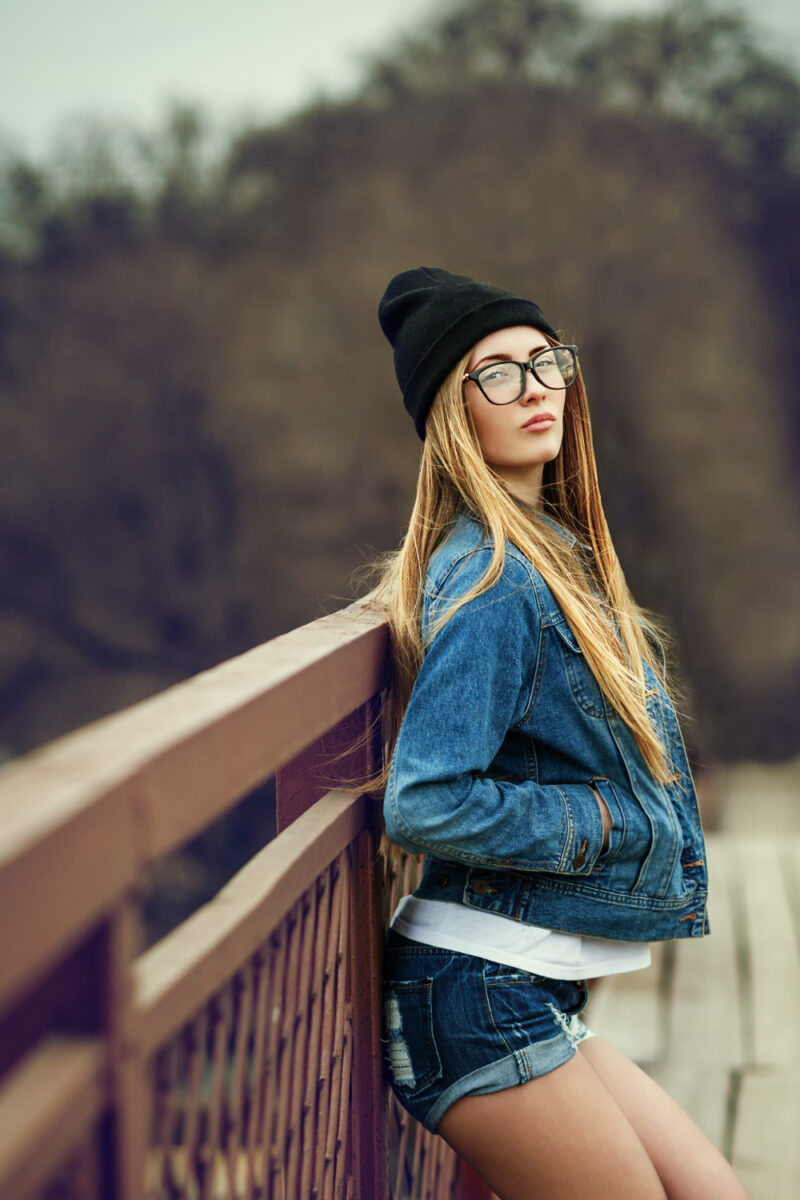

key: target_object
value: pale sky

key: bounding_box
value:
[1,0,799,160]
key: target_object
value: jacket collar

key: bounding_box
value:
[515,501,594,553]
[458,503,591,553]
[530,507,579,548]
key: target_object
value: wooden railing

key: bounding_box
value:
[0,599,489,1200]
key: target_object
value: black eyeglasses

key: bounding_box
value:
[463,344,579,405]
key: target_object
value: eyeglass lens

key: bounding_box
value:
[477,348,575,402]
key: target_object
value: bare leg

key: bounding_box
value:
[435,1049,668,1200]
[577,1037,752,1200]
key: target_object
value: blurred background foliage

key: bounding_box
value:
[1,0,799,778]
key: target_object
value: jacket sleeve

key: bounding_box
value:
[384,549,607,874]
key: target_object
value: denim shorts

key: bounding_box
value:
[382,928,595,1132]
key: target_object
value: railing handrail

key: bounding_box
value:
[0,1035,106,1200]
[0,593,490,1200]
[0,598,388,1019]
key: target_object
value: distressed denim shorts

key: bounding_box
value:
[382,928,595,1133]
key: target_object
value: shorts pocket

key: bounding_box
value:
[383,978,442,1096]
[483,960,550,985]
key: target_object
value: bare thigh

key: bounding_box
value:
[577,1037,752,1200]
[435,1048,668,1200]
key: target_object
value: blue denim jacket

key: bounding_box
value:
[384,510,710,942]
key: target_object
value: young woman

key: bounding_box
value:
[373,267,750,1200]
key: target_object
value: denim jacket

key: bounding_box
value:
[384,510,710,942]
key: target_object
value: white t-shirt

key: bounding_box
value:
[389,895,651,980]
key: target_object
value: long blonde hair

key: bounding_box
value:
[369,337,681,853]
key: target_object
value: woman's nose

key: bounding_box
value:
[519,365,547,402]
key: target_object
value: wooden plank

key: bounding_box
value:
[132,790,372,1054]
[583,941,665,1064]
[666,835,744,1065]
[0,1036,106,1200]
[276,703,375,831]
[718,759,800,835]
[737,836,800,1066]
[0,780,138,1020]
[733,1069,800,1199]
[123,602,387,860]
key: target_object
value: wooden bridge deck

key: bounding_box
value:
[585,832,800,1200]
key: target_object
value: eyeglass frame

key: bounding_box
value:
[462,344,579,405]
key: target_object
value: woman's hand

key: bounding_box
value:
[592,786,612,853]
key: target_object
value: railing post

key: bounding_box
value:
[350,811,389,1199]
[107,899,149,1200]
[344,693,389,1199]
[275,703,377,831]
[276,694,390,1198]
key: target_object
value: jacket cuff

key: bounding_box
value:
[562,783,607,872]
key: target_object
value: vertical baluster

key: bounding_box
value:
[438,1141,459,1200]
[243,951,269,1200]
[349,820,387,1200]
[301,868,332,1199]
[270,900,302,1196]
[225,967,253,1198]
[200,992,230,1200]
[334,881,356,1200]
[333,1005,354,1200]
[285,884,319,1198]
[408,1117,424,1199]
[153,1041,183,1198]
[149,1044,170,1197]
[428,1132,447,1200]
[323,855,351,1200]
[183,1013,206,1198]
[258,926,287,1198]
[390,1098,412,1200]
[315,859,344,1200]
[420,1130,438,1200]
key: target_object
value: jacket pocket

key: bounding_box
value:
[593,772,657,855]
[596,759,684,899]
[551,618,609,720]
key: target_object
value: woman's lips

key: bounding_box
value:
[521,413,557,430]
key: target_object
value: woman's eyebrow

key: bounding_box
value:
[472,345,550,368]
[472,352,512,367]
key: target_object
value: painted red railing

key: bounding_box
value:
[0,599,491,1199]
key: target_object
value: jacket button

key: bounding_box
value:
[572,841,587,870]
[472,879,496,896]
[435,872,449,887]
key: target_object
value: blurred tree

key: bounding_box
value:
[364,0,584,94]
[0,245,251,751]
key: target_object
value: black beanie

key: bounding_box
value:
[378,266,558,439]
